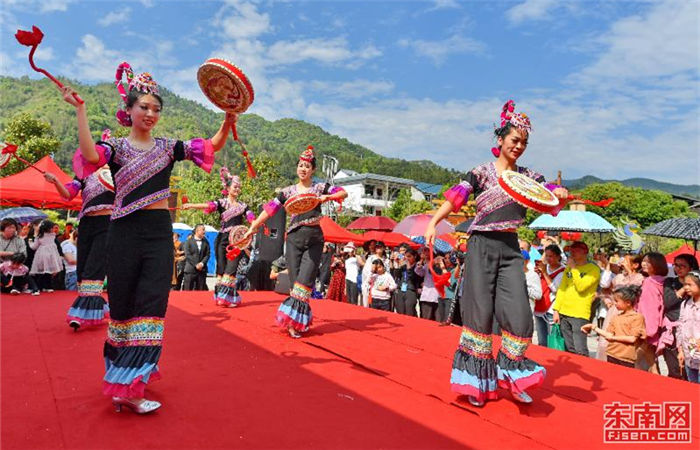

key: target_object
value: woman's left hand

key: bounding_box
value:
[552,187,569,199]
[224,112,239,126]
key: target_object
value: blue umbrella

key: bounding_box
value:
[0,207,48,224]
[528,210,615,233]
[411,236,454,253]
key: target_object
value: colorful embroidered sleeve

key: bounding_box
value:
[63,179,82,200]
[245,208,256,223]
[71,142,113,179]
[263,192,285,217]
[444,180,473,213]
[204,201,218,214]
[172,139,214,173]
[328,185,345,195]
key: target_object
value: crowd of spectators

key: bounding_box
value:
[1,217,77,295]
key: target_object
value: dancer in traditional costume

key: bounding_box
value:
[45,163,114,331]
[59,62,235,414]
[244,146,347,338]
[183,168,255,307]
[425,100,568,407]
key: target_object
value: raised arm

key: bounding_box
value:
[210,113,239,152]
[58,85,99,164]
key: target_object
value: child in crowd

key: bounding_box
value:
[0,253,34,295]
[369,259,396,311]
[581,285,646,368]
[678,271,700,383]
[28,220,64,292]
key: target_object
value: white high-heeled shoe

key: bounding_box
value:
[511,391,533,404]
[112,397,162,414]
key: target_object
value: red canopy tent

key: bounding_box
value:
[319,217,365,246]
[666,244,700,265]
[0,156,82,210]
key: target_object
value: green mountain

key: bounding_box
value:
[0,76,463,184]
[564,175,699,199]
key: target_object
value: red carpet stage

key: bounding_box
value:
[2,291,698,449]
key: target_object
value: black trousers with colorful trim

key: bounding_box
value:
[102,210,172,398]
[67,215,110,327]
[450,231,545,402]
[215,250,244,306]
[275,225,324,332]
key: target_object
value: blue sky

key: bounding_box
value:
[1,0,698,184]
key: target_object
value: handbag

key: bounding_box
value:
[548,323,566,351]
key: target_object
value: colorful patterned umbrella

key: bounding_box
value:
[411,236,454,253]
[528,210,615,233]
[393,214,454,236]
[347,216,397,231]
[643,218,700,245]
[0,207,47,224]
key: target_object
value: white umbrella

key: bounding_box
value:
[172,222,193,231]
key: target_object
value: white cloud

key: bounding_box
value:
[309,79,394,99]
[98,8,131,27]
[427,0,461,11]
[14,46,54,62]
[216,0,272,39]
[572,1,699,85]
[267,38,381,66]
[506,0,559,25]
[398,34,485,65]
[64,34,178,82]
[39,0,75,13]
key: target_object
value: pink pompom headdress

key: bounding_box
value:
[299,145,315,162]
[220,167,241,196]
[114,62,160,127]
[491,99,532,157]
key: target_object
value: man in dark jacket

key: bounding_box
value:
[183,224,210,291]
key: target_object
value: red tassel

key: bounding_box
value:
[244,151,256,178]
[226,246,241,261]
[262,224,270,236]
[583,198,614,208]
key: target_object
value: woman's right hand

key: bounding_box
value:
[43,173,58,184]
[553,310,560,324]
[424,223,436,246]
[242,226,257,241]
[58,85,83,108]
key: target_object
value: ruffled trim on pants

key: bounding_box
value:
[450,327,498,402]
[214,274,241,306]
[496,330,546,394]
[103,318,163,397]
[276,282,313,332]
[66,280,109,327]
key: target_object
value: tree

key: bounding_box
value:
[385,189,432,222]
[576,182,695,228]
[0,112,60,176]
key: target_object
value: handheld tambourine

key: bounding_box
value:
[226,225,252,261]
[197,58,256,177]
[283,193,321,215]
[498,170,560,214]
[96,168,115,192]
